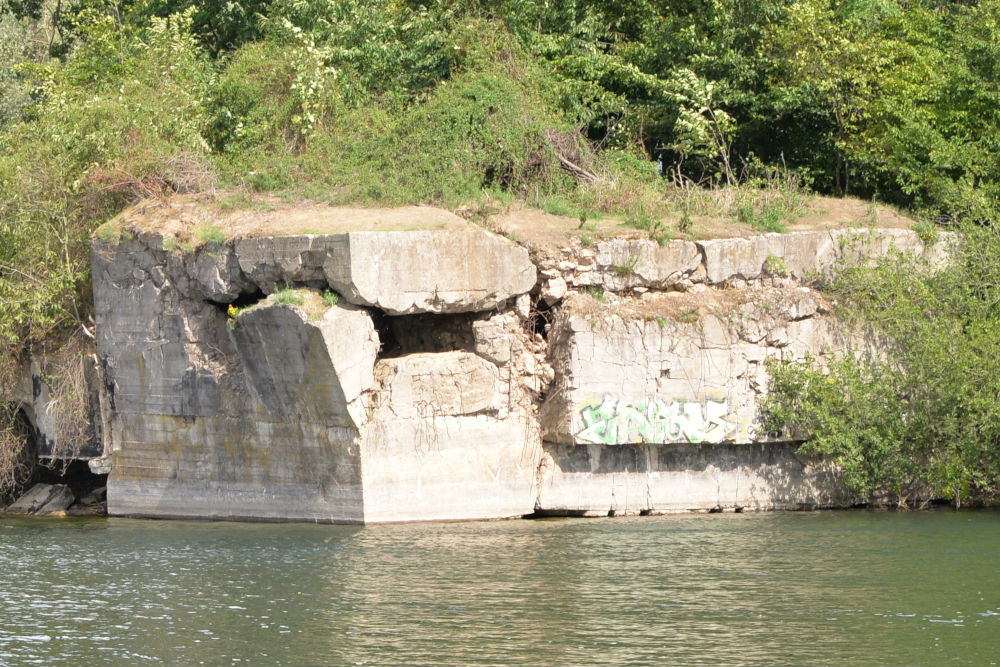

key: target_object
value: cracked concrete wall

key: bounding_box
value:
[534,228,951,299]
[539,290,847,447]
[525,228,948,515]
[361,351,542,522]
[89,207,945,522]
[535,290,852,514]
[536,442,849,515]
[92,224,541,523]
[93,235,369,522]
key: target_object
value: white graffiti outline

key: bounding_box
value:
[576,395,737,445]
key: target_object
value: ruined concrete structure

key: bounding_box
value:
[69,202,948,522]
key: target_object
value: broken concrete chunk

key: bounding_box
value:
[233,236,338,293]
[232,294,378,428]
[697,228,950,285]
[698,235,781,284]
[7,484,75,515]
[472,312,524,366]
[541,275,568,305]
[323,230,536,314]
[374,352,501,419]
[593,238,701,290]
[514,294,531,320]
[187,245,255,301]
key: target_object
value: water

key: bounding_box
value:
[1,510,998,666]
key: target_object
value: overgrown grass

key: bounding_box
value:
[587,286,607,303]
[195,223,226,245]
[274,287,305,307]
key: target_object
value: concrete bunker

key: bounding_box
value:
[80,199,951,523]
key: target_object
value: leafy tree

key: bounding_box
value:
[0,7,212,359]
[764,0,895,195]
[130,0,273,55]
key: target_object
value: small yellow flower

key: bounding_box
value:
[227,304,238,319]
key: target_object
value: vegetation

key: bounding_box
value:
[274,286,304,307]
[586,286,607,303]
[194,222,225,245]
[765,224,1000,507]
[0,403,35,505]
[763,254,789,277]
[1,0,1000,501]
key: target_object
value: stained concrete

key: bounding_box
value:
[83,203,948,523]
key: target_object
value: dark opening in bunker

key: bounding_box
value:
[528,295,554,340]
[372,311,479,358]
[205,287,266,316]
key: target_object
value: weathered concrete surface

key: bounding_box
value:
[697,228,949,284]
[230,229,539,315]
[233,296,378,428]
[536,443,848,514]
[108,415,365,522]
[539,291,846,447]
[92,219,542,523]
[93,233,370,521]
[561,239,703,292]
[7,483,75,515]
[323,230,537,314]
[87,204,946,523]
[99,288,371,522]
[533,287,856,514]
[534,228,951,293]
[361,352,541,523]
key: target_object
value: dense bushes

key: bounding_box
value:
[0,7,213,357]
[765,223,1000,507]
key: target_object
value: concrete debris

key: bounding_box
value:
[7,484,75,515]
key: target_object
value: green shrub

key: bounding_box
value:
[764,222,1000,507]
[587,285,607,303]
[0,8,214,361]
[763,254,788,276]
[195,223,226,245]
[0,12,46,129]
[274,286,304,306]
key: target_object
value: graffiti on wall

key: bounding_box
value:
[576,395,737,445]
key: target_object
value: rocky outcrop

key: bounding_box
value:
[7,484,75,515]
[85,202,949,523]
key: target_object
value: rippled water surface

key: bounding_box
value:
[1,510,999,666]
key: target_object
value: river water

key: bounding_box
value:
[1,510,998,666]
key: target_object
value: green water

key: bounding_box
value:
[1,511,998,666]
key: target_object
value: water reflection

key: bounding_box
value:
[1,511,998,665]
